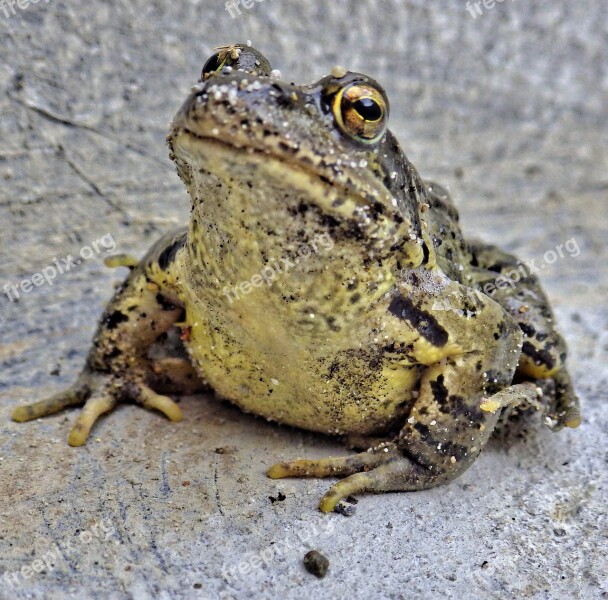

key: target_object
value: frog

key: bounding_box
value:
[12,44,581,512]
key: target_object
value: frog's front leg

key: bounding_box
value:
[12,229,201,446]
[269,283,538,511]
[467,240,581,430]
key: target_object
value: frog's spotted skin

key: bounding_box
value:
[12,45,580,512]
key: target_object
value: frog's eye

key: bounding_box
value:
[200,45,272,80]
[333,83,388,144]
[201,51,229,79]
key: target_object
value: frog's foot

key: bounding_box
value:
[12,370,183,446]
[537,369,581,431]
[267,443,419,512]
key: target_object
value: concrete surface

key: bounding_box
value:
[1,1,606,599]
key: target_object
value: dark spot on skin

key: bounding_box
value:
[400,446,432,469]
[487,262,509,273]
[519,322,536,338]
[103,310,129,330]
[484,369,509,395]
[536,332,548,342]
[444,395,485,423]
[155,293,179,312]
[413,422,431,438]
[388,295,448,347]
[494,320,508,341]
[104,347,122,361]
[320,213,341,229]
[410,422,469,462]
[369,201,386,219]
[439,440,469,462]
[325,316,341,332]
[421,242,430,264]
[350,293,361,304]
[157,233,187,271]
[430,375,448,405]
[522,341,555,370]
[277,141,295,153]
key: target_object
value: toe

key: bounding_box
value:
[12,387,88,422]
[137,383,183,422]
[319,472,375,513]
[267,445,399,479]
[68,395,117,446]
[319,458,431,512]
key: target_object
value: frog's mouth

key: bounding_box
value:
[169,126,411,247]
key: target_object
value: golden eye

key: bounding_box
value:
[333,83,388,144]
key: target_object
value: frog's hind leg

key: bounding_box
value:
[268,443,401,479]
[468,240,581,429]
[269,360,541,512]
[12,383,90,423]
[146,326,207,395]
[270,382,541,512]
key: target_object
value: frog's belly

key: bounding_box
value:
[183,303,420,436]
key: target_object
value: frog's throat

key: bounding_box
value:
[170,130,431,270]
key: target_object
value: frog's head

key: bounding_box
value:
[168,45,433,270]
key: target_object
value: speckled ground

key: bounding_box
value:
[0,2,606,599]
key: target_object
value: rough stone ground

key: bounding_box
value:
[0,1,606,599]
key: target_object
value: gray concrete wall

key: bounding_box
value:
[0,1,606,599]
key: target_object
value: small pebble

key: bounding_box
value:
[269,492,286,504]
[334,500,356,517]
[303,550,329,578]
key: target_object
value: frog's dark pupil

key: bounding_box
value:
[202,53,223,75]
[353,98,382,121]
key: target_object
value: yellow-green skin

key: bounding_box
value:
[13,46,580,512]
